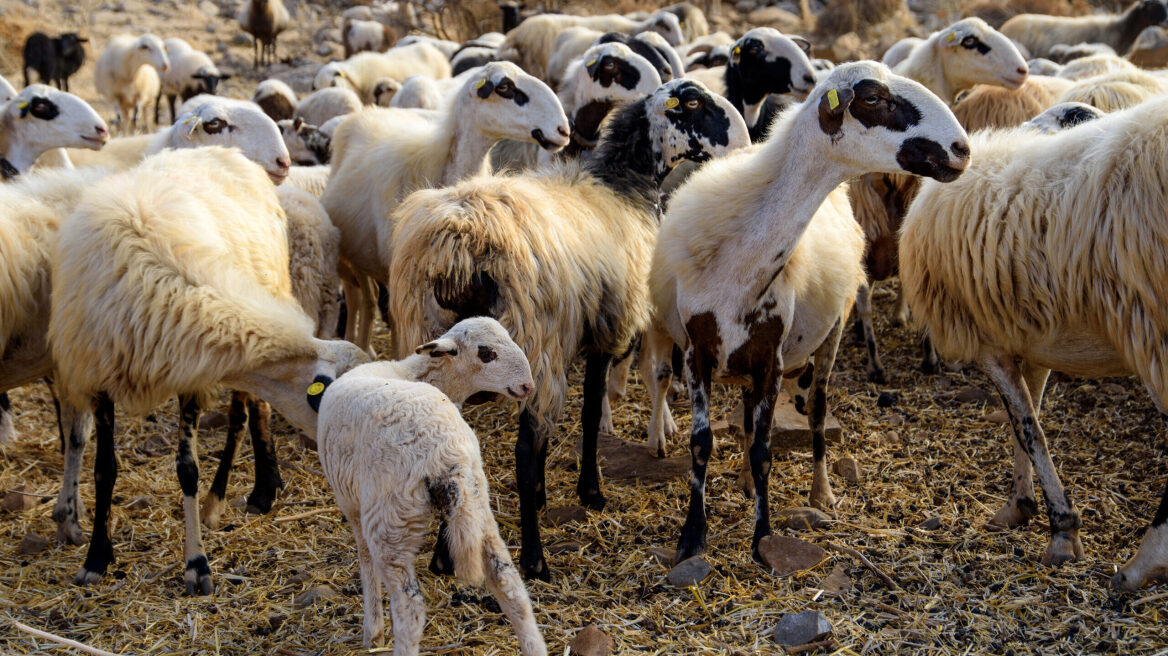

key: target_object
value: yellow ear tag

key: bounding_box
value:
[16,101,28,110]
[664,97,679,109]
[473,78,487,90]
[307,381,326,396]
[586,59,597,67]
[336,70,346,79]
[945,32,956,44]
[827,89,839,110]
[733,46,741,55]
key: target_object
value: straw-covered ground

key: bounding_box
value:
[2,285,1167,655]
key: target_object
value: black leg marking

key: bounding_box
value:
[515,409,549,581]
[429,519,456,576]
[246,398,281,514]
[677,344,714,562]
[76,394,116,585]
[920,334,939,375]
[577,352,611,511]
[748,361,778,564]
[207,392,247,518]
[176,395,201,498]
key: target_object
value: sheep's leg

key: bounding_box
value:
[676,343,714,562]
[981,354,1083,566]
[245,396,282,514]
[372,531,426,656]
[0,392,13,444]
[482,532,548,656]
[53,402,93,546]
[376,282,392,328]
[75,394,116,586]
[643,326,677,458]
[855,285,886,384]
[252,38,259,69]
[808,321,842,511]
[153,89,161,126]
[892,286,909,327]
[515,409,549,580]
[349,516,385,647]
[738,386,755,501]
[428,520,456,576]
[988,363,1047,530]
[176,394,214,595]
[577,352,610,511]
[1113,447,1168,591]
[781,363,813,416]
[920,333,940,374]
[202,391,248,529]
[601,344,634,435]
[747,355,782,564]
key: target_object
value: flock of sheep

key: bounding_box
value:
[3,0,1168,652]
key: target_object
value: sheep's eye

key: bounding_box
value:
[683,98,702,111]
[203,118,226,134]
[962,36,977,47]
[138,45,148,50]
[495,82,510,94]
[863,96,880,106]
[477,345,497,363]
[603,60,617,71]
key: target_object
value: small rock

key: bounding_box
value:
[758,535,825,576]
[19,532,49,555]
[917,516,943,531]
[1077,384,1097,394]
[984,410,1009,424]
[884,430,900,444]
[198,0,218,16]
[123,495,153,511]
[548,540,584,555]
[832,456,862,483]
[772,610,833,647]
[316,43,334,57]
[570,624,615,656]
[710,418,731,437]
[2,485,38,511]
[546,505,588,526]
[778,506,831,530]
[883,413,904,426]
[232,33,252,47]
[649,546,676,566]
[666,556,712,587]
[818,564,851,596]
[954,386,997,406]
[935,376,954,390]
[876,392,897,408]
[1102,382,1127,395]
[294,584,337,607]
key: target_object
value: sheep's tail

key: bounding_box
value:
[437,463,493,587]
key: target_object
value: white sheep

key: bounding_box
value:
[395,34,461,58]
[388,79,748,580]
[388,74,442,109]
[951,75,1072,132]
[253,78,298,121]
[0,75,17,102]
[898,95,1168,592]
[1021,100,1104,132]
[238,0,291,68]
[1056,67,1165,111]
[317,318,544,653]
[343,17,395,58]
[644,62,968,566]
[1048,41,1118,63]
[156,38,230,125]
[94,34,170,135]
[1001,0,1168,58]
[49,147,368,594]
[1056,52,1137,79]
[321,61,570,354]
[312,43,452,104]
[1027,57,1064,76]
[882,36,924,68]
[295,85,363,127]
[547,27,683,88]
[0,85,109,175]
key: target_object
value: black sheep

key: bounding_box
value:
[23,32,87,92]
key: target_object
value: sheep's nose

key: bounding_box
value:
[950,140,971,166]
[275,155,291,171]
[95,124,108,137]
[556,125,569,139]
[1016,65,1028,76]
[803,73,815,85]
[518,382,534,398]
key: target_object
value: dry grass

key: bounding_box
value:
[3,284,1168,655]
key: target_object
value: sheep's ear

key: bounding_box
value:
[78,37,89,42]
[474,77,495,99]
[220,73,232,80]
[306,375,333,413]
[942,30,961,48]
[817,86,854,137]
[292,116,303,130]
[791,36,812,56]
[417,338,459,357]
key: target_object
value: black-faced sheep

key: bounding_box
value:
[238,0,291,68]
[645,62,968,566]
[94,33,170,135]
[22,32,87,92]
[317,318,543,653]
[899,95,1168,592]
[1001,0,1168,58]
[155,38,231,125]
[388,79,749,580]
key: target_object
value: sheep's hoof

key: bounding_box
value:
[1042,531,1084,567]
[578,488,606,511]
[920,357,939,375]
[74,539,113,585]
[200,494,225,530]
[185,573,215,596]
[519,555,551,582]
[73,566,104,586]
[245,493,276,516]
[362,628,384,649]
[986,497,1038,530]
[675,533,707,564]
[867,367,887,384]
[809,488,837,511]
[739,469,756,500]
[56,520,87,546]
[428,551,455,577]
[599,416,614,435]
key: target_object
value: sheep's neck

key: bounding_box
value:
[392,353,474,405]
[2,139,45,174]
[586,107,658,208]
[1117,7,1149,53]
[895,43,957,105]
[443,111,495,186]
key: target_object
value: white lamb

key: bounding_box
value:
[318,318,543,653]
[294,86,363,128]
[94,34,170,135]
[312,43,451,104]
[343,17,395,58]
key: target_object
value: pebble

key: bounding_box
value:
[316,43,334,57]
[758,536,825,576]
[666,556,711,587]
[19,532,49,555]
[984,410,1009,424]
[884,430,901,444]
[649,546,676,566]
[918,516,943,531]
[772,610,833,647]
[777,506,831,530]
[198,0,218,16]
[954,386,997,406]
[2,485,38,511]
[546,504,588,526]
[1102,382,1127,395]
[123,495,153,511]
[832,456,862,482]
[818,564,851,596]
[294,584,337,607]
[232,33,252,46]
[569,624,615,656]
[883,413,904,426]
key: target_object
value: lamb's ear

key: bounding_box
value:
[219,73,232,81]
[817,86,854,136]
[791,36,812,56]
[292,116,303,131]
[306,375,333,413]
[417,338,459,357]
[474,77,495,99]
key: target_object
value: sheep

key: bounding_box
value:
[155,38,231,125]
[317,318,544,653]
[555,42,662,156]
[279,118,332,165]
[22,32,87,92]
[95,34,169,135]
[1127,24,1168,66]
[849,17,1027,383]
[238,0,291,68]
[1021,100,1104,132]
[1057,52,1136,79]
[0,76,16,102]
[343,17,395,58]
[371,77,403,106]
[389,74,443,109]
[1048,41,1118,63]
[951,75,1073,132]
[898,95,1168,592]
[1001,0,1168,58]
[547,25,684,89]
[312,43,452,104]
[662,2,709,43]
[387,78,749,580]
[321,61,571,354]
[1027,58,1064,76]
[0,85,109,175]
[882,36,923,68]
[451,39,499,76]
[285,164,332,197]
[643,61,969,566]
[1056,68,1164,111]
[253,78,298,122]
[395,35,461,59]
[295,86,363,127]
[49,147,368,594]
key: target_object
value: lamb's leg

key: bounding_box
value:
[515,409,549,580]
[643,326,677,458]
[601,344,634,434]
[252,38,259,69]
[855,285,886,383]
[349,516,385,647]
[981,354,1083,566]
[372,531,426,656]
[202,391,248,529]
[75,394,116,585]
[676,343,714,562]
[0,392,14,444]
[577,352,610,511]
[153,88,161,126]
[176,394,214,595]
[54,402,93,546]
[988,363,1047,530]
[245,396,282,514]
[746,356,781,565]
[428,520,456,576]
[482,532,548,656]
[807,321,843,510]
[1113,455,1168,591]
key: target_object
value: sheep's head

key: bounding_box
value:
[597,32,675,81]
[192,67,231,96]
[57,33,87,59]
[643,10,684,47]
[4,85,108,157]
[416,317,534,404]
[1022,101,1105,134]
[731,28,817,104]
[645,78,749,179]
[1131,0,1168,28]
[372,77,402,106]
[580,43,661,98]
[814,61,970,183]
[461,61,570,152]
[934,18,1027,92]
[134,34,170,73]
[170,96,291,184]
[313,62,356,93]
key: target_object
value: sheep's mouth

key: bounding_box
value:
[789,84,813,100]
[267,170,289,185]
[505,386,532,400]
[80,135,107,148]
[532,128,569,151]
[998,73,1027,89]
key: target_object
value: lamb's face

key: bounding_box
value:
[936,18,1027,91]
[580,43,661,100]
[135,34,170,73]
[416,317,534,403]
[6,85,109,152]
[732,28,817,100]
[1022,101,1105,134]
[815,62,970,183]
[463,62,570,152]
[173,97,291,184]
[645,11,684,47]
[371,77,402,106]
[313,62,356,93]
[646,79,749,178]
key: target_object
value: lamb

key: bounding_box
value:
[1057,53,1136,79]
[156,38,231,125]
[1048,41,1118,63]
[343,17,395,58]
[388,75,442,109]
[1027,58,1064,76]
[23,32,87,92]
[882,36,923,68]
[94,34,170,135]
[643,61,969,566]
[387,78,749,579]
[1,85,109,175]
[898,95,1168,592]
[238,0,291,68]
[321,61,570,354]
[546,20,685,87]
[1001,0,1168,58]
[295,86,363,127]
[253,78,297,121]
[1056,68,1163,111]
[317,318,544,653]
[312,43,452,104]
[279,118,332,165]
[49,147,368,594]
[1021,100,1104,132]
[951,75,1072,132]
[370,78,402,106]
